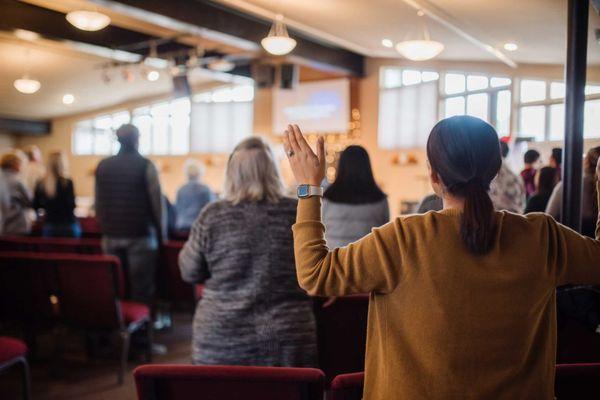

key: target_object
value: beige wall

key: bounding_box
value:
[14,58,600,217]
[0,133,15,150]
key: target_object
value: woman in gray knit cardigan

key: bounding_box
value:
[179,137,317,366]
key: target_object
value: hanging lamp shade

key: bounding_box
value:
[395,39,444,61]
[261,15,297,56]
[66,10,111,31]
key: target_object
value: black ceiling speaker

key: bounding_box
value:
[252,63,276,88]
[280,63,299,90]
[172,74,191,98]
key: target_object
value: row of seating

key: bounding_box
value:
[0,236,200,309]
[0,252,152,384]
[132,363,600,400]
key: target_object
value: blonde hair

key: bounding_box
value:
[43,151,68,198]
[222,137,284,205]
[184,159,205,181]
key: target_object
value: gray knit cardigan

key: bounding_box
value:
[179,197,317,366]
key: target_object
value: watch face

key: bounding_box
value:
[297,185,309,198]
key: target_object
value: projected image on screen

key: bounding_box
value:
[273,78,350,134]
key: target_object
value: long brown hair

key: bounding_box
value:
[427,116,502,254]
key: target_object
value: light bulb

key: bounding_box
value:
[66,10,111,31]
[146,70,160,81]
[62,94,75,105]
[503,43,518,51]
[14,76,41,94]
[381,39,394,48]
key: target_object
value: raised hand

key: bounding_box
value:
[283,124,326,187]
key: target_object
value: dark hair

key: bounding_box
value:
[427,116,502,255]
[116,124,140,150]
[324,145,386,204]
[551,148,563,165]
[500,141,509,158]
[524,149,540,164]
[536,167,558,196]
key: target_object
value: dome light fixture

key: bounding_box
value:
[381,38,394,48]
[66,10,111,31]
[261,15,297,56]
[208,59,236,72]
[503,42,518,52]
[62,94,75,105]
[395,10,444,61]
[14,75,41,94]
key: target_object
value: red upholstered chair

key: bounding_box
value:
[78,217,102,238]
[52,254,152,384]
[313,294,369,382]
[134,365,325,400]
[0,235,102,254]
[157,241,196,307]
[555,363,600,399]
[329,372,364,400]
[0,336,31,400]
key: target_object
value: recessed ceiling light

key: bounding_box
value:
[146,70,160,82]
[66,10,111,31]
[503,42,518,51]
[381,38,394,48]
[14,29,40,41]
[62,94,75,105]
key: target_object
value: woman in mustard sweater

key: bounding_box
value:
[283,116,600,399]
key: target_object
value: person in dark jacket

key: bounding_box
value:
[521,149,540,199]
[33,151,80,238]
[524,167,558,214]
[95,124,164,305]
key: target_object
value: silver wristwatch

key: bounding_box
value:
[297,185,324,199]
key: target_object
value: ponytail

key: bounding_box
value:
[460,179,496,255]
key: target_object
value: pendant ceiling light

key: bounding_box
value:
[14,75,41,94]
[261,15,297,56]
[395,10,444,61]
[66,10,111,31]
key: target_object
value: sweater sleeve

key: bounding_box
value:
[555,182,600,285]
[293,197,402,296]
[179,211,210,284]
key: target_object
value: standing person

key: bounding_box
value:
[0,152,32,235]
[283,117,600,399]
[0,168,7,234]
[23,145,45,196]
[489,141,526,213]
[521,149,540,198]
[550,148,563,181]
[179,137,316,367]
[546,146,600,238]
[416,193,443,213]
[174,159,215,232]
[33,151,80,238]
[95,124,163,305]
[524,167,559,213]
[322,146,388,249]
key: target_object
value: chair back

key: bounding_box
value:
[158,241,195,306]
[329,372,364,400]
[79,217,102,238]
[313,294,369,382]
[0,252,57,326]
[555,363,600,398]
[134,365,325,400]
[53,254,125,329]
[0,235,102,254]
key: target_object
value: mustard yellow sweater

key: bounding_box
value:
[293,194,600,400]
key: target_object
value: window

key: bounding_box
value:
[131,97,191,155]
[191,85,254,153]
[72,111,131,155]
[517,79,600,140]
[378,68,439,148]
[441,72,512,135]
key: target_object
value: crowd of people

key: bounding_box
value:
[1,115,599,398]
